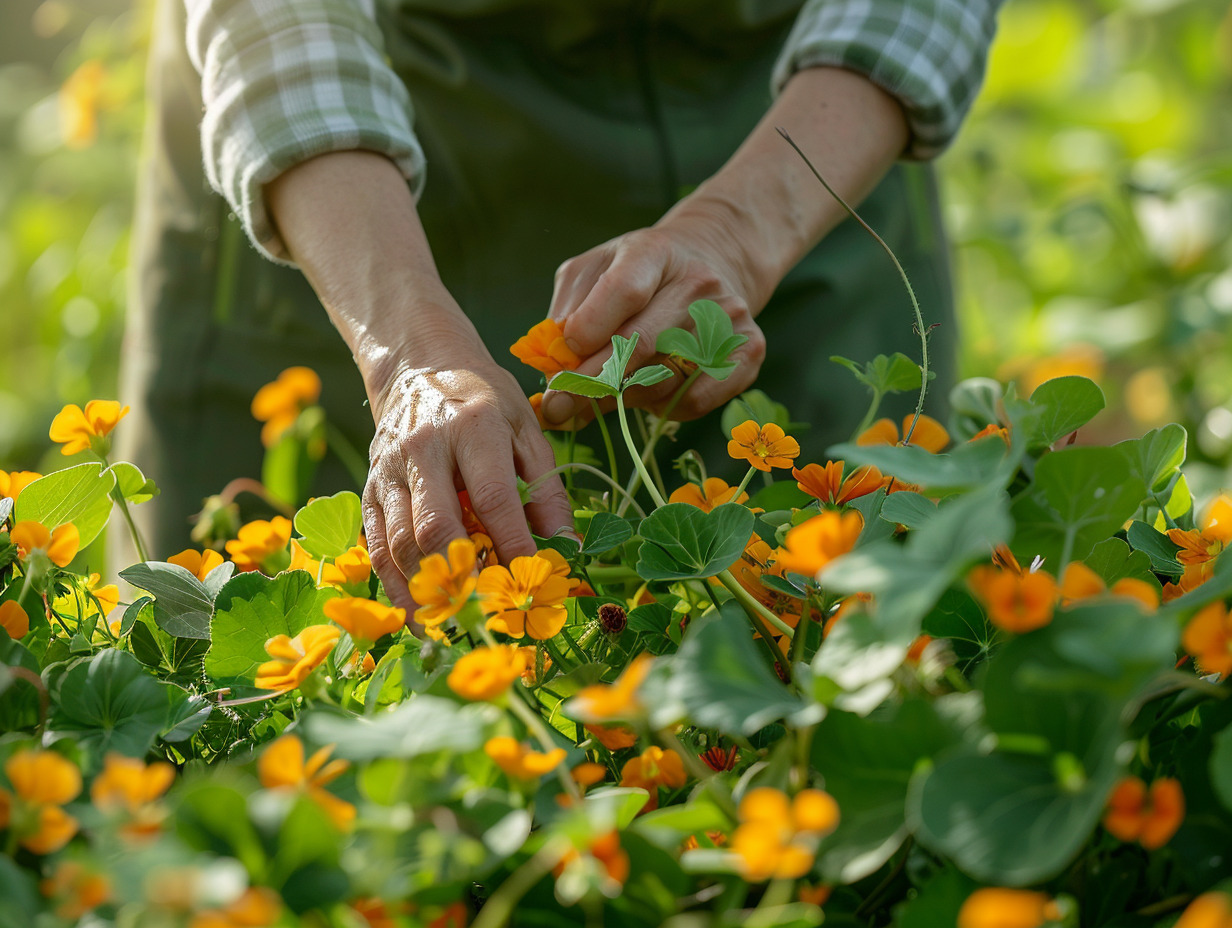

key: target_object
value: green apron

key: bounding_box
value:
[118,0,955,560]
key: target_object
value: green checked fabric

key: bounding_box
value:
[184,0,1001,262]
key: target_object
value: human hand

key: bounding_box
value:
[540,199,768,426]
[361,326,574,629]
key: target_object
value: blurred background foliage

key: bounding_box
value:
[2,0,1232,475]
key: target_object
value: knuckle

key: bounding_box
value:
[466,480,514,516]
[386,524,419,562]
[413,512,456,556]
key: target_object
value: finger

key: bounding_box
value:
[548,247,612,328]
[403,452,469,569]
[455,431,536,564]
[558,237,666,357]
[362,481,414,615]
[513,427,577,541]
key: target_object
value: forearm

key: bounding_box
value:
[663,66,909,311]
[264,150,482,401]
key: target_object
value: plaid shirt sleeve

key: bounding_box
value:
[184,0,425,263]
[772,0,1002,159]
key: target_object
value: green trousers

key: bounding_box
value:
[117,0,955,560]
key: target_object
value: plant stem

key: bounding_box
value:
[717,570,794,639]
[324,421,370,490]
[778,128,931,445]
[470,843,563,928]
[113,491,150,563]
[616,395,667,509]
[733,465,759,501]
[855,388,884,440]
[590,399,620,493]
[619,369,703,517]
[523,464,646,518]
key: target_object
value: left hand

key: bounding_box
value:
[540,197,769,426]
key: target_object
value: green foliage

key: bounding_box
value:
[655,300,748,381]
[14,462,116,546]
[119,561,214,640]
[636,502,754,581]
[293,490,362,558]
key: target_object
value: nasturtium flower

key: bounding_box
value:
[967,565,1058,634]
[1103,776,1184,849]
[58,59,106,149]
[730,787,839,882]
[189,886,283,928]
[669,477,750,511]
[620,746,686,809]
[1167,494,1232,594]
[519,645,552,687]
[554,831,630,891]
[479,552,572,640]
[259,735,354,830]
[1174,892,1232,928]
[798,884,832,906]
[484,736,566,780]
[254,624,340,692]
[84,573,120,617]
[471,531,499,568]
[289,541,371,591]
[969,422,1011,445]
[793,460,886,506]
[447,644,527,702]
[323,597,406,647]
[728,538,802,631]
[1182,601,1232,677]
[773,510,864,579]
[40,860,111,920]
[409,537,478,629]
[91,752,175,837]
[0,601,30,639]
[728,420,800,472]
[510,318,581,377]
[571,762,607,790]
[224,516,292,573]
[11,520,80,567]
[857,413,949,452]
[49,399,130,455]
[169,547,226,581]
[701,745,740,772]
[0,749,82,854]
[1059,562,1159,611]
[568,653,654,723]
[957,888,1062,928]
[585,723,638,751]
[251,366,321,448]
[0,469,41,501]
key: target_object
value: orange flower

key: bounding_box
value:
[0,469,41,501]
[510,318,581,378]
[554,831,630,891]
[1174,892,1232,928]
[58,59,106,149]
[479,553,571,640]
[254,624,340,692]
[189,887,283,928]
[0,601,30,640]
[91,752,175,837]
[1183,601,1232,677]
[571,762,607,789]
[728,420,800,472]
[258,735,354,830]
[40,861,111,920]
[773,510,864,579]
[568,653,654,723]
[289,540,371,590]
[957,888,1062,928]
[1168,494,1232,567]
[825,591,873,638]
[484,736,566,780]
[857,413,949,452]
[447,644,527,702]
[324,597,406,647]
[470,532,499,568]
[585,723,638,751]
[1163,562,1211,603]
[728,538,802,631]
[967,565,1058,634]
[620,746,686,809]
[969,423,1011,445]
[11,520,80,567]
[168,547,226,581]
[410,537,479,629]
[49,400,129,455]
[0,749,81,854]
[799,884,832,906]
[1103,776,1184,849]
[85,572,120,617]
[225,517,292,573]
[518,645,552,686]
[1058,562,1158,611]
[426,901,468,928]
[669,477,751,512]
[251,366,321,448]
[793,461,886,506]
[730,787,839,882]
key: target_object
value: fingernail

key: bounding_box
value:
[542,392,574,424]
[565,337,582,354]
[553,526,582,544]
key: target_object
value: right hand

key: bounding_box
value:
[361,326,574,628]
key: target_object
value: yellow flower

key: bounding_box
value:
[0,749,81,854]
[479,553,572,640]
[567,653,654,723]
[857,414,949,452]
[0,600,30,640]
[258,735,354,830]
[730,787,839,882]
[510,318,581,378]
[324,597,405,646]
[484,736,566,780]
[85,573,120,617]
[1183,601,1232,678]
[727,420,800,472]
[91,752,175,837]
[669,477,750,512]
[225,517,292,573]
[0,469,41,501]
[40,860,111,920]
[409,537,479,629]
[49,400,130,455]
[254,624,340,692]
[189,887,283,928]
[447,644,527,702]
[957,888,1062,928]
[773,510,864,578]
[619,746,686,810]
[1174,892,1232,928]
[168,548,226,581]
[11,520,80,567]
[251,366,322,448]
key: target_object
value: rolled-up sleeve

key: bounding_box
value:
[772,0,1002,159]
[185,0,426,262]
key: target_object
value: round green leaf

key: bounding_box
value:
[294,490,363,558]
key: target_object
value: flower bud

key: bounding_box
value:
[598,603,627,636]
